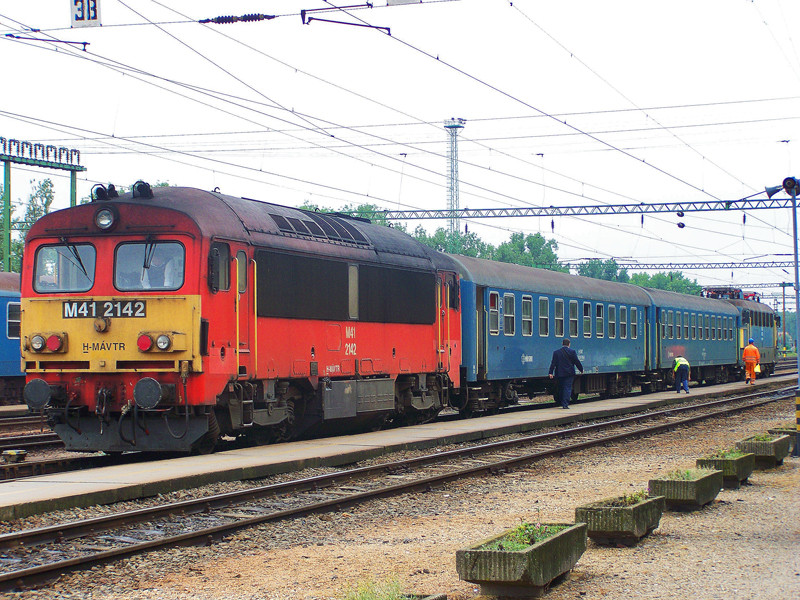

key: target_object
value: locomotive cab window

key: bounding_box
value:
[208,242,230,293]
[33,243,96,293]
[115,242,185,291]
[237,251,247,293]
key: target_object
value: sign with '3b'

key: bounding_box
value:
[71,0,101,28]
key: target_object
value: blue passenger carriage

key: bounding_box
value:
[450,256,653,411]
[0,272,23,405]
[643,289,740,387]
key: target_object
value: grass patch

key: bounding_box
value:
[342,577,406,600]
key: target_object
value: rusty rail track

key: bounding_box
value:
[0,385,790,592]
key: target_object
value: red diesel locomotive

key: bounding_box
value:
[21,184,462,452]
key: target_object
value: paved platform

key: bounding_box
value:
[0,376,794,521]
[0,404,30,418]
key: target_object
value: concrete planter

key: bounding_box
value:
[456,522,587,597]
[648,469,723,510]
[696,453,755,489]
[736,434,791,468]
[574,495,665,545]
[767,428,796,453]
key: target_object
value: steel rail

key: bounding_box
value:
[0,386,788,591]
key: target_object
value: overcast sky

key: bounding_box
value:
[1,0,800,305]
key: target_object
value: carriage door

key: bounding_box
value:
[235,250,251,377]
[477,286,487,379]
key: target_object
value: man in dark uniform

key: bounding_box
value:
[548,339,584,409]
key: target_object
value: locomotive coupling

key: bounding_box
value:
[24,378,65,411]
[133,377,175,410]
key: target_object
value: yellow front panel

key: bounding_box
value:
[21,296,202,373]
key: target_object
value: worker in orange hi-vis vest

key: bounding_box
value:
[743,338,761,384]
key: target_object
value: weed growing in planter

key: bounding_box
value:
[342,577,404,600]
[664,468,717,481]
[708,448,747,459]
[595,490,649,508]
[748,433,777,442]
[481,521,568,551]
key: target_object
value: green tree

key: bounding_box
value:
[0,178,55,272]
[412,226,492,257]
[577,258,630,282]
[492,232,566,271]
[629,271,702,294]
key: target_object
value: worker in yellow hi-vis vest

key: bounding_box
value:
[673,356,690,394]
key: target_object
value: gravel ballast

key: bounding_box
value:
[7,398,799,600]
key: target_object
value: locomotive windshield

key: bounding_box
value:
[115,241,185,291]
[33,243,96,293]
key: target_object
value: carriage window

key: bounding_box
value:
[730,317,734,340]
[631,309,638,339]
[691,313,697,340]
[711,315,716,340]
[667,310,674,339]
[489,291,500,335]
[684,312,689,339]
[504,294,515,336]
[539,297,549,337]
[522,296,533,336]
[34,243,96,293]
[555,299,565,337]
[608,305,616,339]
[115,241,185,291]
[596,304,604,338]
[569,300,578,337]
[620,306,628,339]
[6,302,20,339]
[675,311,681,340]
[718,316,723,340]
[583,302,591,338]
[704,315,710,339]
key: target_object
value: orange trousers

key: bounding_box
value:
[745,362,757,382]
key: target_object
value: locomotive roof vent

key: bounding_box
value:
[268,212,371,248]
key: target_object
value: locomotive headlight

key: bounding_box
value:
[95,208,115,230]
[30,335,46,352]
[155,334,171,351]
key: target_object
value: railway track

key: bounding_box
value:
[0,385,790,591]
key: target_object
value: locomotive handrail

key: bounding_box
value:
[252,258,258,379]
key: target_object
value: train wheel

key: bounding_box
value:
[193,433,217,455]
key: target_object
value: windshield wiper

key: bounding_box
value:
[59,237,88,279]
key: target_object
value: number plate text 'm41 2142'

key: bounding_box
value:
[63,301,147,319]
